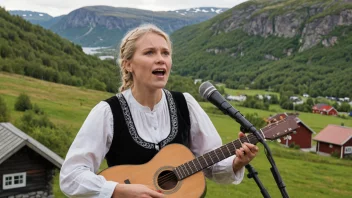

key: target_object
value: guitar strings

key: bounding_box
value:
[157,173,178,186]
[157,136,259,185]
[158,136,256,183]
[158,119,293,184]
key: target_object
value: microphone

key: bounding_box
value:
[200,81,289,198]
[199,81,260,135]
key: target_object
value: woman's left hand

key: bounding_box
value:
[232,132,259,172]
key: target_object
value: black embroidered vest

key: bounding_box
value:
[104,89,190,167]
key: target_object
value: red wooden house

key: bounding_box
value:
[266,113,315,149]
[312,103,338,115]
[313,125,352,159]
[0,123,63,198]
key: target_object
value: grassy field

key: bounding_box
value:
[200,101,352,134]
[1,72,351,198]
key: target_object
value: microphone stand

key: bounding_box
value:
[240,124,290,198]
[198,82,289,197]
[240,126,271,198]
[245,163,271,198]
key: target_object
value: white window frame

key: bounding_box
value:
[3,172,26,190]
[345,146,352,154]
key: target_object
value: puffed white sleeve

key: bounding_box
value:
[60,101,118,197]
[184,93,245,184]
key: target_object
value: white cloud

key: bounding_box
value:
[0,0,248,16]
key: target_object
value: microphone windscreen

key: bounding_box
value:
[199,81,217,100]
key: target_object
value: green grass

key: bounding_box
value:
[206,111,352,198]
[0,72,113,130]
[1,72,351,198]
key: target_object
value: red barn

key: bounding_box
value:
[266,113,315,149]
[312,103,338,115]
[313,125,352,159]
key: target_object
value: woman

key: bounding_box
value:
[60,24,258,198]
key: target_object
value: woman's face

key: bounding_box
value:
[126,32,172,91]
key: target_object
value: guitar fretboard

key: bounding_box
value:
[173,116,298,180]
[173,133,260,180]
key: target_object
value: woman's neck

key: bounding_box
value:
[131,86,162,111]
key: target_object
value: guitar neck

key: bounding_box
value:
[173,116,298,180]
[174,132,260,180]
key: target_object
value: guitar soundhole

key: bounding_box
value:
[157,170,178,190]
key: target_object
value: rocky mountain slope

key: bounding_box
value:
[10,6,227,47]
[171,0,352,98]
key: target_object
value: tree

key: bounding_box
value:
[306,98,314,106]
[0,96,10,121]
[338,102,351,112]
[14,93,32,111]
[244,113,266,129]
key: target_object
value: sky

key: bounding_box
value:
[0,0,248,17]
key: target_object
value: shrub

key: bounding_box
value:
[17,110,55,132]
[331,150,340,158]
[33,103,44,115]
[14,93,32,111]
[29,125,73,157]
[288,142,301,149]
[337,114,347,119]
[294,144,300,150]
[244,113,267,129]
[15,110,73,157]
[289,142,295,148]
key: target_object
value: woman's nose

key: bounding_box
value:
[155,53,166,64]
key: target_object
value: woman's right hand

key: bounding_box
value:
[112,184,165,198]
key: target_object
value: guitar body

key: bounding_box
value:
[99,117,299,197]
[99,144,206,198]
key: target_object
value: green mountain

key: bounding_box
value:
[0,7,120,92]
[48,6,228,47]
[9,6,228,47]
[1,7,200,97]
[171,0,352,98]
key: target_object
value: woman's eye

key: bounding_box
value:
[163,51,170,56]
[145,51,154,55]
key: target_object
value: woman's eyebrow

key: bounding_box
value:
[142,47,169,51]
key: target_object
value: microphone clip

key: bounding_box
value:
[240,126,250,133]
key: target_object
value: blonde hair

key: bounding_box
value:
[118,24,172,92]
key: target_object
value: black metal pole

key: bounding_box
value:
[245,164,271,198]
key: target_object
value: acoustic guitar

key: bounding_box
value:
[99,117,298,197]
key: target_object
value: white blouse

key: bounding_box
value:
[60,89,244,197]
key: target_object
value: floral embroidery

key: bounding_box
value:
[116,90,179,150]
[117,93,154,149]
[160,90,178,148]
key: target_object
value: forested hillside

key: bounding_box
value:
[0,7,121,92]
[171,0,352,98]
[0,7,202,96]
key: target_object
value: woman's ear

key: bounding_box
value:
[125,60,133,73]
[123,60,132,73]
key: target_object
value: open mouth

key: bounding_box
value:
[152,69,166,76]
